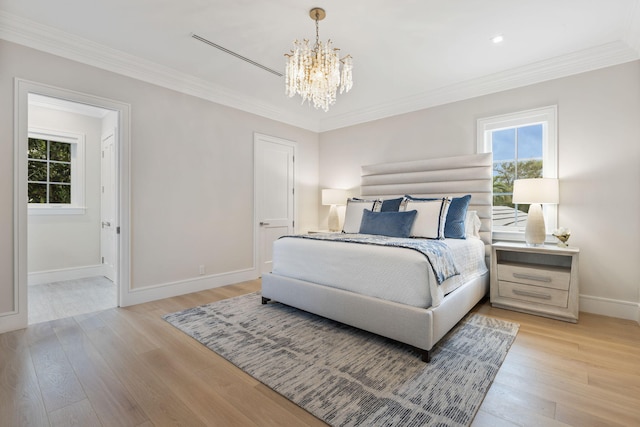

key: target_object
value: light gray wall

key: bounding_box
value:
[27,105,102,273]
[0,39,319,315]
[2,37,637,319]
[319,60,640,314]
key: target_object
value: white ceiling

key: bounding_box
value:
[2,0,639,132]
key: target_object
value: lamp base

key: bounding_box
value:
[328,205,340,232]
[524,203,546,246]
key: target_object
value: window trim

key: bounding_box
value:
[28,127,86,215]
[476,105,558,242]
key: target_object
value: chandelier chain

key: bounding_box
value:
[315,11,320,47]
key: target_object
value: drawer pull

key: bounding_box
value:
[512,272,552,283]
[512,289,552,300]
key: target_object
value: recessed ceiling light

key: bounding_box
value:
[491,34,504,44]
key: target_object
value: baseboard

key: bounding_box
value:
[28,264,107,286]
[580,294,640,324]
[119,267,259,307]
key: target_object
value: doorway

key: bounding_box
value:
[26,94,117,324]
[0,79,132,333]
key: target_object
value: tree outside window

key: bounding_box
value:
[28,138,72,204]
[492,125,543,227]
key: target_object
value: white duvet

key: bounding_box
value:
[271,235,488,308]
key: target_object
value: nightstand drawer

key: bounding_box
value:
[497,263,570,291]
[498,281,569,308]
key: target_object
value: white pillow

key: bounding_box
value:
[403,198,451,239]
[342,198,379,233]
[465,210,482,239]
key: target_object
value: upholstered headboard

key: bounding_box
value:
[360,153,493,258]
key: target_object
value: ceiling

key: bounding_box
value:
[1,0,639,132]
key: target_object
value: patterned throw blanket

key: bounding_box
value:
[285,233,460,285]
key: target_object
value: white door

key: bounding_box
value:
[254,134,295,275]
[101,130,117,281]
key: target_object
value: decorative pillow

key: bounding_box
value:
[379,197,404,212]
[444,194,471,239]
[465,210,482,239]
[404,194,471,239]
[359,209,418,238]
[342,198,379,233]
[403,198,451,239]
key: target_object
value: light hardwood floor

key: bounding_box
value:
[1,279,638,426]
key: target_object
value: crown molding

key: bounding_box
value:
[2,10,638,134]
[318,41,639,132]
[0,11,320,132]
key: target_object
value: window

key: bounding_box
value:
[28,128,85,214]
[28,138,72,203]
[477,106,557,240]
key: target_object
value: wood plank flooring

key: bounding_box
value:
[1,279,639,426]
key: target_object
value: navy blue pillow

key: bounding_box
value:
[444,195,471,239]
[359,209,417,238]
[404,194,471,239]
[379,197,404,212]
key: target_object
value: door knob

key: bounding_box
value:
[259,222,270,226]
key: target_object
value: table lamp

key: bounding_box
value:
[512,178,559,246]
[322,189,347,232]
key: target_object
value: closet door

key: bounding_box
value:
[254,133,295,275]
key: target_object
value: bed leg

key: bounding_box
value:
[261,297,271,304]
[420,349,431,363]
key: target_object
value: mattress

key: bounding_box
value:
[271,234,488,308]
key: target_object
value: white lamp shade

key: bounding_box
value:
[512,178,559,204]
[322,189,347,206]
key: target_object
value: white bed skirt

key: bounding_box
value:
[261,271,489,353]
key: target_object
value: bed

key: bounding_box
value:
[261,153,493,362]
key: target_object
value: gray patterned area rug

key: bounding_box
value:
[163,292,519,427]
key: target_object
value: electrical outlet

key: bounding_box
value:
[199,265,205,275]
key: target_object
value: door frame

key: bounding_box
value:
[5,78,131,332]
[253,133,296,275]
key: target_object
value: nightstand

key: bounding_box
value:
[491,241,580,323]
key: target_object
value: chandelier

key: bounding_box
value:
[284,7,353,112]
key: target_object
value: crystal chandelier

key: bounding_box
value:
[285,8,353,112]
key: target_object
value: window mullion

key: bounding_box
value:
[46,140,50,204]
[513,128,519,226]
